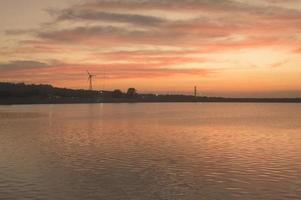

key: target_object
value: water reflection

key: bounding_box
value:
[0,103,301,199]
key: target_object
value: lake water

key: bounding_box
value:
[0,103,301,200]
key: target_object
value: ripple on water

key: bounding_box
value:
[0,103,301,200]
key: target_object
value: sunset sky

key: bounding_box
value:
[1,0,301,97]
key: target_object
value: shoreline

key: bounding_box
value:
[1,82,300,105]
[1,97,301,105]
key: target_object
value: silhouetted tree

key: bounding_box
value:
[112,89,123,98]
[126,88,138,98]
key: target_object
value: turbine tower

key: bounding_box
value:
[87,71,96,90]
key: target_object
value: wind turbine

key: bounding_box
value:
[87,71,96,90]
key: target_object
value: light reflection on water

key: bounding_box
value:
[0,103,301,200]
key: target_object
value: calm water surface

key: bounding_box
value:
[0,103,301,200]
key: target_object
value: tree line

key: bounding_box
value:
[0,82,139,99]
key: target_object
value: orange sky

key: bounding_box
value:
[0,0,301,97]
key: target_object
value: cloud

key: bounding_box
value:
[29,0,301,49]
[0,61,216,82]
[79,0,250,11]
[80,0,301,19]
[7,0,301,51]
[0,60,51,70]
[50,8,167,26]
[270,60,289,68]
[5,29,36,35]
[2,0,301,93]
[294,48,301,54]
[263,0,299,3]
[36,25,189,46]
